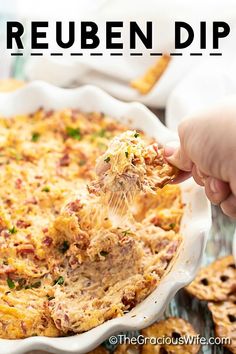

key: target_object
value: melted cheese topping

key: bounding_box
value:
[90,130,177,217]
[0,109,183,338]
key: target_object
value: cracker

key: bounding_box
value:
[141,317,200,354]
[185,255,236,301]
[0,79,25,92]
[130,54,171,95]
[208,300,236,354]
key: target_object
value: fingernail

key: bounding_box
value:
[164,141,179,157]
[196,166,205,179]
[196,166,207,183]
[210,178,220,193]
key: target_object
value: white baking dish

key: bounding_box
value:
[0,82,211,354]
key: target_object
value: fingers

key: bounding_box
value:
[164,142,194,184]
[192,165,205,186]
[220,194,236,218]
[204,177,231,205]
[164,140,236,218]
[165,143,193,172]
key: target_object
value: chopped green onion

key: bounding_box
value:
[31,132,40,142]
[169,223,176,229]
[8,226,17,234]
[104,156,110,163]
[122,229,131,236]
[42,186,50,192]
[66,127,81,140]
[134,132,139,138]
[54,276,64,286]
[125,151,129,158]
[7,278,15,289]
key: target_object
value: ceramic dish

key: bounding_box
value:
[0,81,211,354]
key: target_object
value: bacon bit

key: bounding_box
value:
[15,178,22,189]
[25,197,37,205]
[0,230,10,238]
[144,155,152,165]
[45,110,54,118]
[20,321,27,335]
[22,154,35,163]
[16,219,31,229]
[43,236,53,247]
[151,216,161,227]
[121,290,136,309]
[42,227,49,234]
[67,199,82,213]
[0,265,15,276]
[16,243,35,254]
[69,255,78,268]
[5,199,12,207]
[64,313,70,323]
[76,231,90,250]
[59,153,70,167]
[35,175,43,179]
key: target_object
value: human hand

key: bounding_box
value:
[164,98,236,218]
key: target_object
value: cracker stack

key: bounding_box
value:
[186,255,236,353]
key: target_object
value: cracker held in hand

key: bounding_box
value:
[141,317,200,354]
[131,54,171,94]
[90,130,177,216]
[185,255,236,301]
[208,301,236,354]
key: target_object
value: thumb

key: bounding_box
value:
[164,141,193,172]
